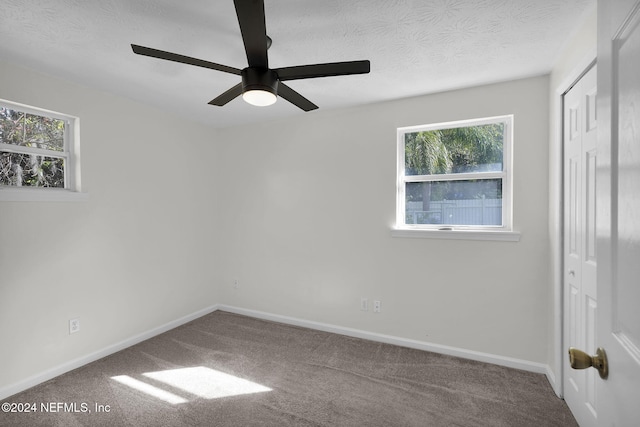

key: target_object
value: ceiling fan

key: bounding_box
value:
[131,0,371,111]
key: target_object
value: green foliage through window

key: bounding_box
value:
[398,117,511,228]
[0,106,66,188]
[404,123,503,176]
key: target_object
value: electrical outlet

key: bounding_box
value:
[373,300,381,313]
[69,318,80,334]
[233,278,239,289]
[360,297,368,311]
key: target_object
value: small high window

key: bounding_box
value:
[396,115,513,233]
[0,99,82,201]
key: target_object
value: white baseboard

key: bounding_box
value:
[546,365,561,397]
[217,304,551,376]
[1,303,555,401]
[0,304,220,401]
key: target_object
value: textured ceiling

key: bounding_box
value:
[0,0,595,129]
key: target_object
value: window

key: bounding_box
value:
[0,99,83,201]
[395,115,517,240]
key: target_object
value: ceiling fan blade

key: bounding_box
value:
[276,60,370,81]
[131,44,241,75]
[233,0,269,68]
[208,83,243,106]
[277,83,318,112]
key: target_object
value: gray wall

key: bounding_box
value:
[1,59,556,396]
[0,61,220,391]
[216,76,551,363]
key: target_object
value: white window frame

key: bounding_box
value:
[0,99,85,202]
[392,115,519,241]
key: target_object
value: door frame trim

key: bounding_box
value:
[552,50,596,398]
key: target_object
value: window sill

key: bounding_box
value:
[0,187,88,202]
[391,227,521,242]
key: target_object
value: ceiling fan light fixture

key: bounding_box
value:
[242,89,277,106]
[241,67,278,107]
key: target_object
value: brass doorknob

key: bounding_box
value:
[568,347,609,379]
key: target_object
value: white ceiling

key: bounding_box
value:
[1,0,595,129]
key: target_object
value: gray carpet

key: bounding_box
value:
[1,311,577,426]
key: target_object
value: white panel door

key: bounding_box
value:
[563,64,598,427]
[596,0,640,425]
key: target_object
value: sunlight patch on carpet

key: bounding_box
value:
[144,367,272,399]
[111,375,188,404]
[111,367,271,404]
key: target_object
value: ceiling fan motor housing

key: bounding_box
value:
[241,67,278,96]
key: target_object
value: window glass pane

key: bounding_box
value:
[0,152,65,187]
[405,179,502,226]
[0,107,65,152]
[404,123,503,175]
